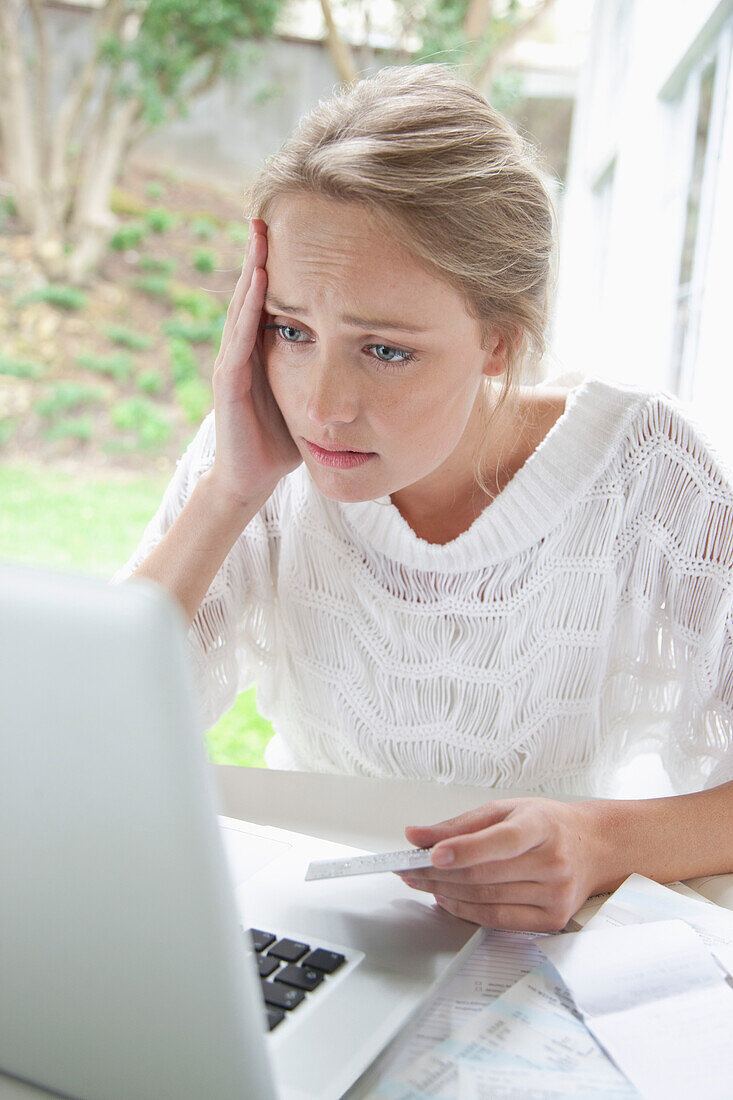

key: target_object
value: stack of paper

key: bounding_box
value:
[363,875,733,1100]
[543,917,733,1100]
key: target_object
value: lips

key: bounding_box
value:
[305,438,372,454]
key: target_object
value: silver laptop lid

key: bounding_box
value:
[0,562,276,1100]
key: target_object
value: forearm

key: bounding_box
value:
[128,469,275,625]
[576,780,733,894]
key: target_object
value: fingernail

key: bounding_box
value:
[432,847,454,867]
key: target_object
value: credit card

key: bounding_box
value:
[305,846,435,881]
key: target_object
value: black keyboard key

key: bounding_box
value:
[257,955,280,978]
[249,928,276,952]
[266,1008,285,1031]
[261,979,305,1010]
[302,948,346,974]
[268,938,310,963]
[275,964,324,992]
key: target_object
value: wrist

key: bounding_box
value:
[569,798,640,896]
[570,785,733,895]
[199,467,276,520]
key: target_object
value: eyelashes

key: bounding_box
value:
[262,324,417,370]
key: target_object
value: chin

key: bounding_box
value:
[307,466,386,505]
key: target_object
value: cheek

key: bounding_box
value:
[264,355,292,406]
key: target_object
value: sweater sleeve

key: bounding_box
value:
[110,411,281,733]
[625,394,733,791]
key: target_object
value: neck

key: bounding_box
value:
[390,382,521,543]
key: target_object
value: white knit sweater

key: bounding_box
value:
[113,376,733,797]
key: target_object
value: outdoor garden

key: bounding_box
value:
[0,162,274,765]
[0,0,561,768]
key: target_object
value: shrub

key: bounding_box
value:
[111,397,171,449]
[36,382,105,419]
[169,282,222,320]
[191,248,218,274]
[44,415,93,443]
[15,283,87,310]
[103,324,153,351]
[167,337,198,384]
[0,354,43,379]
[76,351,134,382]
[175,377,211,424]
[0,417,17,446]
[137,370,164,396]
[145,181,165,199]
[228,221,249,245]
[131,274,171,299]
[189,216,217,239]
[111,188,146,217]
[109,222,147,251]
[162,315,224,344]
[145,207,179,233]
[139,255,177,276]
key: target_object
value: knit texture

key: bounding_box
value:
[112,376,733,796]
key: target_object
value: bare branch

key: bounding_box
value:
[463,0,493,42]
[473,0,559,94]
[186,53,225,101]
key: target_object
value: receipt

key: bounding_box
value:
[541,918,733,1100]
[365,959,635,1098]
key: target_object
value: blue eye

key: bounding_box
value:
[263,324,416,369]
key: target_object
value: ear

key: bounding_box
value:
[481,328,511,379]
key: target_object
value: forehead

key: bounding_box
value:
[263,193,469,323]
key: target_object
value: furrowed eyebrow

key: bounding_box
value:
[263,295,430,335]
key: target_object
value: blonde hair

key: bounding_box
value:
[245,63,558,498]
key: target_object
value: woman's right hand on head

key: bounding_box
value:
[210,218,302,508]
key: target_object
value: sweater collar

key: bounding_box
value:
[333,376,649,573]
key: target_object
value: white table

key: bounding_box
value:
[0,767,598,1099]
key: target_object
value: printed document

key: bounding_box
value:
[541,917,733,1100]
[348,928,545,1094]
[364,957,635,1098]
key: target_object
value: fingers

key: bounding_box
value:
[396,849,546,887]
[404,801,516,846]
[218,219,268,364]
[407,799,555,872]
[401,877,546,908]
[216,263,267,380]
[432,896,564,933]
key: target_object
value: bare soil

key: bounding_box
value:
[0,161,251,480]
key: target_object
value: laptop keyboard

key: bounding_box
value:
[247,928,346,1032]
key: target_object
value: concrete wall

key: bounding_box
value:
[17,3,576,194]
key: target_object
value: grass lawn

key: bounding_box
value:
[0,462,274,766]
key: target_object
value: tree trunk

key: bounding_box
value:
[46,0,128,238]
[66,94,141,284]
[319,0,359,87]
[463,0,492,43]
[0,0,57,261]
[0,0,148,283]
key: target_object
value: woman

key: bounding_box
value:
[115,64,733,932]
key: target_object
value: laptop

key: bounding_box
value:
[0,561,483,1100]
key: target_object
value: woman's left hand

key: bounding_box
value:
[399,798,605,933]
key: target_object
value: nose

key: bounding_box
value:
[305,356,359,429]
